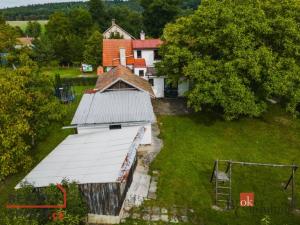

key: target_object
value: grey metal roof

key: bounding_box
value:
[17,127,144,188]
[71,91,156,125]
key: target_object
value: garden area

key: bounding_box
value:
[0,85,92,219]
[124,106,300,225]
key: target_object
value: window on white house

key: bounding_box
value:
[149,78,154,86]
[137,50,142,58]
[154,49,161,60]
[139,70,144,77]
[109,124,122,130]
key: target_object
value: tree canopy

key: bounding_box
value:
[141,0,183,37]
[83,30,103,67]
[158,0,300,119]
[25,21,41,38]
[0,54,65,179]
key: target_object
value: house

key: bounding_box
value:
[102,27,189,98]
[15,37,34,49]
[102,34,166,98]
[72,65,156,145]
[103,19,135,40]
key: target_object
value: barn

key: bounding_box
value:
[17,127,146,224]
[72,65,156,145]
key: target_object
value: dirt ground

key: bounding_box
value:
[152,98,191,115]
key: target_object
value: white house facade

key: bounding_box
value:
[102,23,189,98]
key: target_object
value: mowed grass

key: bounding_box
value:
[7,20,48,31]
[143,107,300,225]
[42,67,97,78]
[0,86,92,212]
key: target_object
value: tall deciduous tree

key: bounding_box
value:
[0,53,65,179]
[83,30,103,67]
[140,0,182,37]
[88,0,108,30]
[25,21,41,38]
[158,0,300,119]
[0,23,17,52]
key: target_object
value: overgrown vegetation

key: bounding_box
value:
[1,181,87,225]
[158,0,300,120]
[0,54,66,179]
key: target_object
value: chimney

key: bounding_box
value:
[119,48,126,66]
[140,30,145,40]
[112,19,116,26]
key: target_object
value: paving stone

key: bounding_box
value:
[160,214,169,222]
[152,206,160,214]
[211,205,223,211]
[143,207,151,213]
[161,208,168,214]
[122,212,130,219]
[142,214,151,221]
[181,216,188,222]
[152,170,160,176]
[170,216,179,223]
[132,213,140,219]
[189,208,195,213]
[151,214,160,221]
[148,192,157,199]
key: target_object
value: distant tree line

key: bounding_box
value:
[0,1,143,21]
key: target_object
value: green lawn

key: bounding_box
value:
[0,85,92,212]
[7,20,48,31]
[42,67,97,78]
[127,107,300,225]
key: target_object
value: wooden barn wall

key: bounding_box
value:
[79,157,137,216]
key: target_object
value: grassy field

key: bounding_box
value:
[42,67,97,78]
[0,86,91,213]
[7,20,48,31]
[125,107,300,225]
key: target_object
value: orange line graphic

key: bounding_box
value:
[6,184,67,209]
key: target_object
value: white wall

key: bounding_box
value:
[134,50,158,67]
[133,68,147,77]
[77,124,152,145]
[152,77,164,98]
[103,26,133,40]
[178,79,189,97]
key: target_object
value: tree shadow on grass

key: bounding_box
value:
[188,110,223,127]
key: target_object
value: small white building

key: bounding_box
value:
[72,65,156,145]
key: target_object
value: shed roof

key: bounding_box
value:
[71,91,156,126]
[95,65,155,97]
[17,127,144,188]
[132,39,163,49]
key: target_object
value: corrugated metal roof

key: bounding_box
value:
[17,127,144,188]
[71,91,156,125]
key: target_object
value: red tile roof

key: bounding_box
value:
[96,65,155,97]
[134,58,146,68]
[103,39,133,67]
[17,37,34,46]
[132,39,163,49]
[126,57,135,65]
